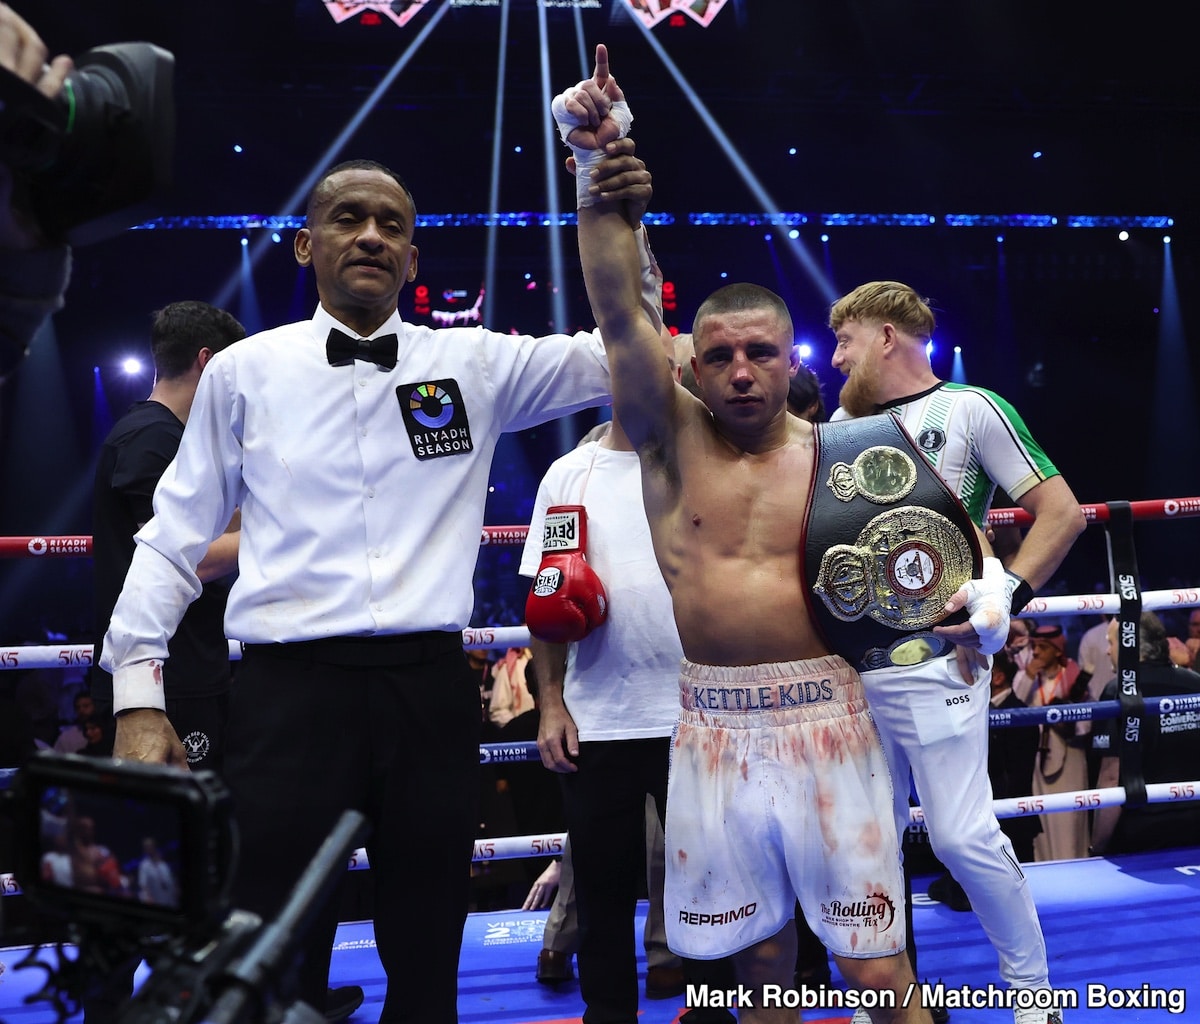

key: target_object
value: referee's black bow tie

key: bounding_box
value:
[326,328,398,370]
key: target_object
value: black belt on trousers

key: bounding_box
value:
[241,630,462,667]
[803,412,982,672]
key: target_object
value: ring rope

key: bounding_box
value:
[2,494,1199,559]
[5,781,1198,900]
[5,585,1200,670]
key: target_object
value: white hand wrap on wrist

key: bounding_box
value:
[959,556,1012,655]
[550,87,634,208]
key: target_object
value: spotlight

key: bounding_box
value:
[514,145,523,153]
[271,232,281,243]
[796,342,812,360]
[953,346,961,354]
[1118,230,1129,241]
[996,235,1004,244]
[1032,151,1043,159]
[239,236,248,247]
[788,147,797,155]
[1164,235,1171,244]
[925,340,934,359]
[820,234,829,243]
[788,229,799,240]
[233,144,243,153]
[122,357,143,375]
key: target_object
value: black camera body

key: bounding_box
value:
[4,753,368,1024]
[12,752,234,940]
[0,41,174,245]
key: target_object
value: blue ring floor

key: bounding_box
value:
[2,847,1198,1023]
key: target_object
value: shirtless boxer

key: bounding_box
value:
[553,44,1015,1024]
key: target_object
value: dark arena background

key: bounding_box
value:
[1,0,1197,648]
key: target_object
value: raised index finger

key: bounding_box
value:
[593,42,609,88]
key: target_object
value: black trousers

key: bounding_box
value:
[562,738,734,1024]
[226,635,480,1024]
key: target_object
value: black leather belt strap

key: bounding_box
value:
[804,412,983,672]
[241,631,463,667]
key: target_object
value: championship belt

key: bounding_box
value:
[803,413,983,671]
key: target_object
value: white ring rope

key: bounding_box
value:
[4,781,1198,899]
[3,585,1199,671]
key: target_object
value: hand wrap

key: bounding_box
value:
[550,86,633,208]
[957,556,1012,655]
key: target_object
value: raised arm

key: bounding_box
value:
[559,45,677,453]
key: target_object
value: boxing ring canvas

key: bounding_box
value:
[2,847,1197,1023]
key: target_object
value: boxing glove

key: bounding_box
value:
[525,505,609,643]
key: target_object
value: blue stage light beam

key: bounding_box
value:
[92,366,114,447]
[536,4,570,336]
[537,3,577,455]
[213,4,449,311]
[627,20,836,302]
[482,1,513,328]
[239,235,265,336]
[1147,237,1197,494]
[762,231,800,321]
[951,345,967,384]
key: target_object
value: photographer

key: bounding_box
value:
[0,2,73,385]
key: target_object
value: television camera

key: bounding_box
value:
[2,752,368,1024]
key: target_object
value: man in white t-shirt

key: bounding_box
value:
[521,336,733,1023]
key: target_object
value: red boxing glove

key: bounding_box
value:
[525,505,609,643]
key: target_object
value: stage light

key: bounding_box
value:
[820,234,829,243]
[996,235,1004,243]
[514,145,523,153]
[1164,235,1171,244]
[951,345,967,383]
[1118,230,1129,241]
[233,144,243,154]
[271,232,282,243]
[240,236,248,246]
[788,229,799,239]
[796,342,812,361]
[1033,151,1043,159]
[925,340,934,359]
[122,358,143,375]
[789,147,797,156]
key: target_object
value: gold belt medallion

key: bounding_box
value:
[813,505,976,632]
[826,445,918,504]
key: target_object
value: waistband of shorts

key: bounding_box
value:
[241,631,462,667]
[678,655,862,714]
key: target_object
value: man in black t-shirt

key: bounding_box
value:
[91,301,246,771]
[1091,612,1200,855]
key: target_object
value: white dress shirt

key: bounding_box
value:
[102,304,610,713]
